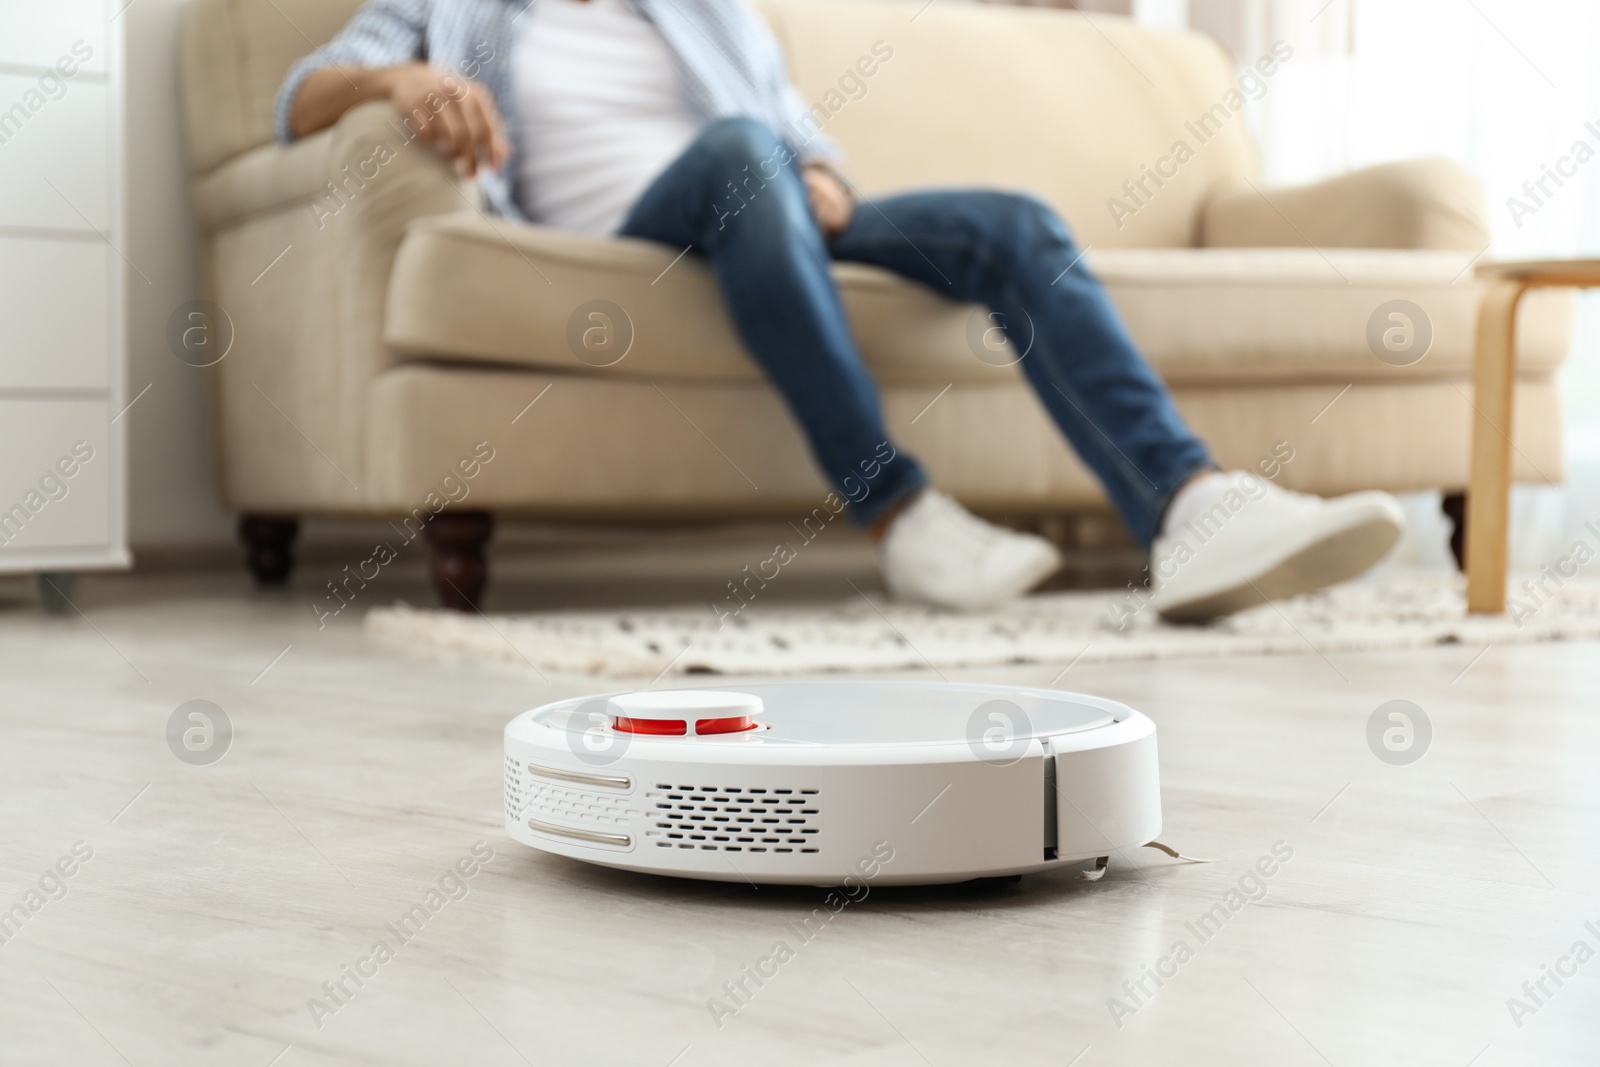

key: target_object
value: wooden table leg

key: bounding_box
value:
[1464,278,1527,613]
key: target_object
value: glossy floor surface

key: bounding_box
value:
[0,548,1595,1067]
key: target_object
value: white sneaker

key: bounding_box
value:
[879,489,1062,611]
[1149,471,1405,623]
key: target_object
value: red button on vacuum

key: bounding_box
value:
[695,715,757,735]
[606,691,763,737]
[613,716,687,735]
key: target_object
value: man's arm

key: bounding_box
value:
[274,0,426,140]
[273,0,505,176]
[288,65,400,140]
[290,64,508,177]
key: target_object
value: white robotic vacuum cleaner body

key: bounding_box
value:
[504,681,1161,886]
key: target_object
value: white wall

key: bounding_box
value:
[122,0,234,553]
[1208,0,1600,570]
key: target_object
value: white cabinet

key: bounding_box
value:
[0,0,127,575]
[0,236,111,390]
[0,401,114,551]
[0,3,108,74]
[0,72,110,231]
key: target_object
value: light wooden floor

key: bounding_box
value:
[0,552,1596,1067]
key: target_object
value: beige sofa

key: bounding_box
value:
[181,0,1568,608]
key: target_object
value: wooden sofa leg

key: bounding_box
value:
[424,511,493,612]
[239,515,299,587]
[1441,492,1467,573]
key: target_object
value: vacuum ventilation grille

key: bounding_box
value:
[645,784,822,854]
[504,756,639,827]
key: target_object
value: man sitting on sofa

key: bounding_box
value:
[278,0,1405,621]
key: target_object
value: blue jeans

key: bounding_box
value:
[618,118,1213,547]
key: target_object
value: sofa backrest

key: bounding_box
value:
[182,0,367,173]
[183,0,1261,248]
[756,0,1260,248]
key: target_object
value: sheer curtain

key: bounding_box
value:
[1171,0,1600,570]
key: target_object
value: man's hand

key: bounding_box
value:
[803,163,856,237]
[290,64,509,177]
[389,65,509,177]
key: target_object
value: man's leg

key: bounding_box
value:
[831,189,1405,621]
[828,189,1213,548]
[617,117,927,526]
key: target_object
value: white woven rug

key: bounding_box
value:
[364,574,1600,678]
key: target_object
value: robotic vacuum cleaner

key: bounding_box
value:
[503,681,1161,886]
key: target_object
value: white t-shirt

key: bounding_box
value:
[511,0,707,235]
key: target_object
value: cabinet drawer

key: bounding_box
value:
[0,236,110,389]
[0,74,108,232]
[0,399,111,552]
[0,2,107,75]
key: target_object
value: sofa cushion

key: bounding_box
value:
[362,364,1565,514]
[384,212,1569,387]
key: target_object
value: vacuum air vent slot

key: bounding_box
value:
[644,782,822,853]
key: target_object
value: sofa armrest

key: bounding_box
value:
[198,100,474,512]
[1200,158,1489,251]
[192,99,477,232]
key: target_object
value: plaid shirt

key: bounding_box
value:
[274,0,839,219]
